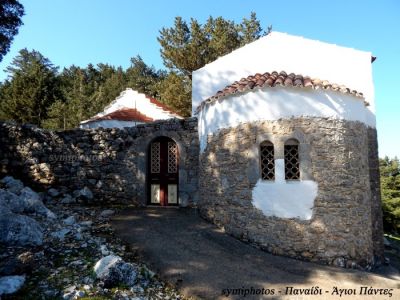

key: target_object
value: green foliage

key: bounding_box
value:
[0,0,24,62]
[0,48,62,126]
[158,72,191,117]
[157,12,265,113]
[158,12,265,78]
[380,156,400,234]
[126,55,166,98]
[0,13,268,128]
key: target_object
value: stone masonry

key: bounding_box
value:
[198,117,384,267]
[0,116,384,267]
[0,118,199,206]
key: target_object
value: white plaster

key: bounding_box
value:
[80,120,145,129]
[198,86,375,152]
[252,159,318,220]
[80,88,182,128]
[192,31,375,115]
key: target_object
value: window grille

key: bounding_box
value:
[150,142,160,173]
[260,141,275,180]
[168,142,178,173]
[284,139,300,180]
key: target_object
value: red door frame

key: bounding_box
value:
[147,136,179,206]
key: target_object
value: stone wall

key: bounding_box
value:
[198,117,384,267]
[0,118,199,206]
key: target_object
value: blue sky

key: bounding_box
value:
[1,0,399,158]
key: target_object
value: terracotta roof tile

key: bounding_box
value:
[195,71,366,114]
[86,108,153,123]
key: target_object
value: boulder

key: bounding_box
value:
[61,194,75,204]
[100,209,115,218]
[0,275,26,295]
[63,216,76,226]
[74,187,93,202]
[94,255,137,288]
[50,228,70,241]
[0,177,24,195]
[47,188,60,197]
[19,187,56,219]
[0,212,43,246]
[0,190,25,214]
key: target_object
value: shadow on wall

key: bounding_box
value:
[198,113,378,268]
[0,122,139,204]
[0,118,199,206]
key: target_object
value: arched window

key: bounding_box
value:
[260,141,275,180]
[284,139,300,180]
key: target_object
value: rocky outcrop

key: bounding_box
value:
[0,177,183,299]
[0,212,43,246]
[0,275,26,296]
[0,179,48,247]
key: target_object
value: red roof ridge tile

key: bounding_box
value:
[195,71,367,114]
[84,107,153,123]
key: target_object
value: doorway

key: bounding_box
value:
[147,136,179,206]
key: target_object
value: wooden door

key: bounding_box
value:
[148,137,179,206]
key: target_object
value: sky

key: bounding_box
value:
[0,0,399,158]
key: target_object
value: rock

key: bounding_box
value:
[63,216,76,226]
[0,212,43,246]
[0,275,26,295]
[74,187,93,202]
[62,285,77,300]
[51,228,70,241]
[100,245,110,256]
[61,194,75,204]
[333,257,346,268]
[94,255,138,288]
[0,190,25,213]
[80,220,93,227]
[0,252,34,276]
[0,203,11,215]
[47,188,60,197]
[19,187,56,219]
[100,209,115,218]
[75,290,85,297]
[0,177,24,194]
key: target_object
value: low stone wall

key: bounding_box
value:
[0,118,199,206]
[198,117,383,267]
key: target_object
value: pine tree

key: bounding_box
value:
[0,0,24,62]
[158,72,191,117]
[380,157,400,234]
[126,55,165,98]
[157,13,266,115]
[0,49,61,126]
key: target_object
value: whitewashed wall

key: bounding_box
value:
[97,89,181,120]
[192,31,375,115]
[80,120,145,129]
[198,86,375,153]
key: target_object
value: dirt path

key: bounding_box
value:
[111,208,400,300]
